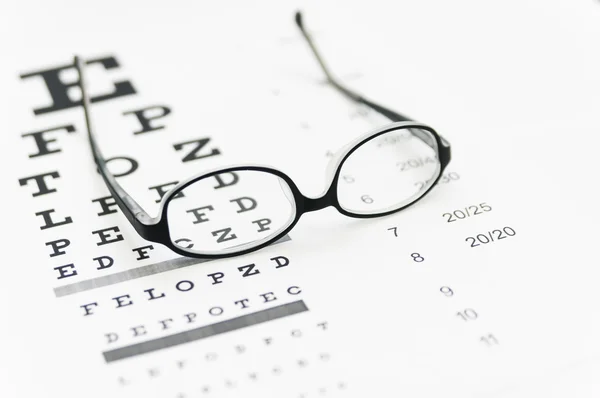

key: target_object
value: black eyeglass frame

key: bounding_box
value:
[74,11,451,259]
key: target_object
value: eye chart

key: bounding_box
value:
[1,1,600,398]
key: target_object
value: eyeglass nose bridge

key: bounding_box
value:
[300,182,338,213]
[303,195,331,212]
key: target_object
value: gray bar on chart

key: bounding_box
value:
[103,300,308,363]
[53,235,291,297]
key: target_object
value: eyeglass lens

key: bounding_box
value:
[336,127,440,215]
[166,170,297,255]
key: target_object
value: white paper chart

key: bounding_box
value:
[1,1,600,397]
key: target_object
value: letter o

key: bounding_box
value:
[209,306,223,316]
[176,280,194,292]
[104,156,139,178]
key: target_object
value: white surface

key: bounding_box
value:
[1,1,600,397]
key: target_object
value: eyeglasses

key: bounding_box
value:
[74,11,451,259]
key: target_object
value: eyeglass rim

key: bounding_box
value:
[330,121,447,217]
[151,121,449,258]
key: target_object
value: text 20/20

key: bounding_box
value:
[466,227,516,247]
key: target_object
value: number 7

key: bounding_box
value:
[388,227,398,237]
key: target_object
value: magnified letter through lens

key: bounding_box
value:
[167,170,297,255]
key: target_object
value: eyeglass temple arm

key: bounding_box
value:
[74,56,155,231]
[295,12,453,154]
[294,11,413,124]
